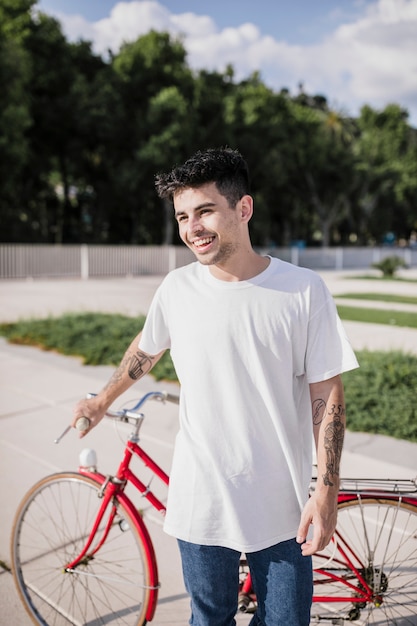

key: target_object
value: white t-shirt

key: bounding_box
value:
[139,258,358,552]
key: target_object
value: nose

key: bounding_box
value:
[187,214,203,235]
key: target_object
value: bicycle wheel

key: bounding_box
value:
[312,496,417,625]
[11,472,155,626]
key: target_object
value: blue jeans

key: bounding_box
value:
[177,538,313,626]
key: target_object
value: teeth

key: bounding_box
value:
[194,237,213,247]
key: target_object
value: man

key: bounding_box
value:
[73,147,358,625]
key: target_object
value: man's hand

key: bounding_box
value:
[72,395,107,438]
[296,491,338,556]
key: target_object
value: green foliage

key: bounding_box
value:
[0,0,33,224]
[352,105,417,244]
[371,255,408,277]
[344,351,417,442]
[0,0,35,41]
[0,313,177,381]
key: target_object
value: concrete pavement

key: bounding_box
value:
[1,269,417,625]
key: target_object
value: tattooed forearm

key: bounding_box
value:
[322,404,345,487]
[128,351,154,380]
[104,353,131,389]
[104,350,155,391]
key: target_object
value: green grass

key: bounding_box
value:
[337,306,417,328]
[1,313,417,441]
[346,274,417,283]
[337,293,417,305]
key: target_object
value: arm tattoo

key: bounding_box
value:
[312,398,326,425]
[104,350,154,390]
[128,351,154,380]
[322,404,345,487]
[105,353,130,388]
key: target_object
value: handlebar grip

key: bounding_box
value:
[76,417,91,432]
[163,392,179,405]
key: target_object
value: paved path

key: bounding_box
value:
[1,269,416,625]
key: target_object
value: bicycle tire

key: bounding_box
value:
[312,495,417,625]
[11,472,155,626]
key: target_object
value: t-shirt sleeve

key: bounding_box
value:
[305,278,359,383]
[138,285,171,355]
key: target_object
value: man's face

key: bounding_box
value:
[174,183,242,267]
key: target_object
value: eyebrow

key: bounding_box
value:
[174,201,216,219]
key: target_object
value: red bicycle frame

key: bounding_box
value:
[67,437,170,623]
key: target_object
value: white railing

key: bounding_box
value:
[0,244,415,279]
[284,246,417,270]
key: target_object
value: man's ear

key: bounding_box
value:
[239,195,254,223]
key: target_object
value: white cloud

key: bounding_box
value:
[311,0,417,116]
[43,0,417,125]
[170,12,217,38]
[93,1,172,52]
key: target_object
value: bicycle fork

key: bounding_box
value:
[64,476,124,572]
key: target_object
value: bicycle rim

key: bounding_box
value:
[312,496,417,625]
[11,472,152,626]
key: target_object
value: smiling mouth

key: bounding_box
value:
[192,236,215,249]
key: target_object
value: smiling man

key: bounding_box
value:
[74,147,359,625]
[174,182,267,279]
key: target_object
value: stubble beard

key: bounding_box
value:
[193,241,238,267]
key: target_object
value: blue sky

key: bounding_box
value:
[36,0,417,126]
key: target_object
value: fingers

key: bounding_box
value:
[300,540,315,556]
[297,507,333,555]
[73,396,107,438]
[296,522,308,545]
[72,400,94,438]
[299,527,333,556]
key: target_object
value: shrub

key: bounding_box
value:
[343,350,417,442]
[371,255,407,277]
[0,313,177,382]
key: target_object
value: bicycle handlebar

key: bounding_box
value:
[54,390,180,443]
[100,391,180,420]
[163,392,180,405]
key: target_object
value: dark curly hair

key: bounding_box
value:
[155,147,250,208]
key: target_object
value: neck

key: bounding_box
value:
[209,251,270,282]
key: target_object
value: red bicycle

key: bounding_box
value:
[10,391,417,625]
[239,477,417,624]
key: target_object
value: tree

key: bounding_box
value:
[20,13,80,242]
[0,0,34,240]
[191,68,234,150]
[224,75,298,246]
[352,104,417,244]
[0,0,34,40]
[136,86,194,243]
[107,31,194,244]
[289,103,357,246]
[22,13,114,243]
